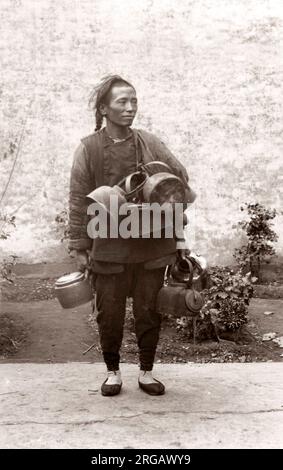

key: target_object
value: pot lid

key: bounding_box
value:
[185,290,204,313]
[55,271,85,286]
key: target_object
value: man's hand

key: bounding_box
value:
[177,248,191,261]
[76,250,90,273]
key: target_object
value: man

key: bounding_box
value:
[69,75,195,396]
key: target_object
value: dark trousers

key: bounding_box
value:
[94,264,166,371]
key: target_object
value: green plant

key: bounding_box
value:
[234,203,278,280]
[0,212,17,283]
[0,212,16,240]
[55,208,70,242]
[174,266,256,342]
[200,267,255,337]
[0,255,18,283]
[193,267,257,340]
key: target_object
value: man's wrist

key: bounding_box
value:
[176,241,191,252]
[69,249,88,258]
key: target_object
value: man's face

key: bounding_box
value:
[100,85,138,127]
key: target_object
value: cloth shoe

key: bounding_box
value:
[101,370,122,396]
[138,370,165,396]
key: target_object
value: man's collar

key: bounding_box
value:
[103,127,133,147]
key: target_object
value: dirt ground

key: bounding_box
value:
[1,275,283,364]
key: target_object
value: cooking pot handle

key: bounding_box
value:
[142,161,172,175]
[125,174,134,194]
[84,267,96,293]
[116,173,143,192]
[116,175,127,188]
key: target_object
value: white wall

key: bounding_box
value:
[0,0,282,264]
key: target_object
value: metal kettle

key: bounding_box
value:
[156,257,205,319]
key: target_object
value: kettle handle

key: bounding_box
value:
[141,161,172,175]
[185,259,194,288]
[164,258,194,288]
[116,172,147,200]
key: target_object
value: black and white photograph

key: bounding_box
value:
[0,0,282,456]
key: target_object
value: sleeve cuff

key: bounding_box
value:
[68,238,93,252]
[176,237,191,250]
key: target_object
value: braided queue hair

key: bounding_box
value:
[88,75,136,131]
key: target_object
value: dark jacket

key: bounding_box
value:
[68,128,195,262]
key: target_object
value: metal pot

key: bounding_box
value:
[142,161,197,204]
[142,172,186,204]
[86,185,127,211]
[156,282,204,317]
[55,271,93,309]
